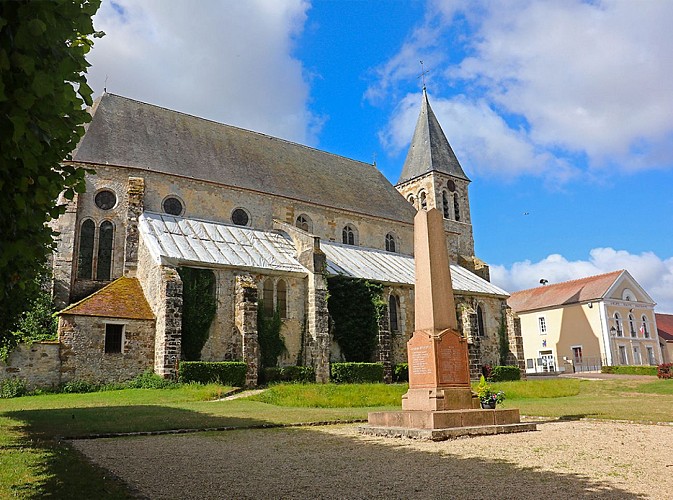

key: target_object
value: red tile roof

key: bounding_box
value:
[508,270,623,313]
[59,277,155,320]
[656,313,673,341]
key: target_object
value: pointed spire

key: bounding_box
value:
[397,89,469,185]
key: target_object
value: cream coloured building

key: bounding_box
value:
[509,270,663,374]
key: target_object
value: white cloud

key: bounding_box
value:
[87,0,320,144]
[371,0,673,178]
[491,248,673,313]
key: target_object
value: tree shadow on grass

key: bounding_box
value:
[5,405,272,499]
[69,425,647,499]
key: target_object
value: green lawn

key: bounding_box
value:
[2,376,672,498]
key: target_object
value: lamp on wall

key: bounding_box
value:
[588,302,593,308]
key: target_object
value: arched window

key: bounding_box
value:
[419,191,427,210]
[476,305,485,337]
[295,214,311,232]
[342,224,356,245]
[77,219,95,279]
[277,280,287,319]
[407,194,415,208]
[442,191,450,219]
[614,312,623,337]
[263,279,274,316]
[641,315,650,338]
[628,313,637,337]
[453,194,461,221]
[388,294,399,332]
[622,289,634,301]
[96,221,114,281]
[385,233,396,252]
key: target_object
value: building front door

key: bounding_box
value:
[539,350,555,372]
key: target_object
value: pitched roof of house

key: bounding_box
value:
[59,277,154,320]
[71,93,416,224]
[508,270,624,313]
[397,89,469,185]
[656,313,673,341]
[139,213,507,296]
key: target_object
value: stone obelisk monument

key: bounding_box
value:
[361,208,535,440]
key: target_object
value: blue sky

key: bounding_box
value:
[85,0,673,312]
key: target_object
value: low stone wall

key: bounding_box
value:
[0,342,61,389]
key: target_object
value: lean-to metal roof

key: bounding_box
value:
[321,241,509,297]
[139,213,507,296]
[139,212,308,274]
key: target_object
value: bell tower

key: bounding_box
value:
[395,89,489,280]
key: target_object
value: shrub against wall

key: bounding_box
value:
[658,363,673,379]
[178,361,247,386]
[260,365,315,385]
[327,276,383,362]
[257,302,285,368]
[331,362,384,383]
[601,365,658,376]
[178,267,217,361]
[490,365,521,382]
[393,363,409,383]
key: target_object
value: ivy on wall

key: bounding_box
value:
[498,313,510,366]
[178,267,216,361]
[327,275,384,362]
[257,301,285,368]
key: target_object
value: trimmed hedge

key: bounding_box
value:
[601,365,658,376]
[393,363,409,383]
[331,362,384,383]
[489,365,521,382]
[178,361,247,386]
[657,363,672,379]
[261,365,316,384]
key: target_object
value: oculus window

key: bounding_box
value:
[231,208,250,226]
[163,196,184,216]
[95,190,117,210]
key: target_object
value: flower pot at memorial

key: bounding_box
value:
[480,400,496,409]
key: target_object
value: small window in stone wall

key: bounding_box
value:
[389,294,400,332]
[476,305,485,337]
[105,324,123,353]
[385,233,396,252]
[95,189,117,210]
[295,214,312,232]
[277,279,287,319]
[163,196,184,216]
[232,208,250,226]
[342,224,356,245]
[96,221,114,281]
[453,193,460,221]
[263,279,274,316]
[77,219,95,279]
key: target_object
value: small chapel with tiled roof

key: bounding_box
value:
[46,90,526,385]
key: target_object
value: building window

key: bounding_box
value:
[407,194,415,208]
[419,191,427,210]
[572,346,583,363]
[538,316,547,334]
[77,219,95,279]
[94,189,117,210]
[622,288,634,301]
[453,193,460,221]
[104,324,123,353]
[477,305,485,337]
[633,346,642,365]
[447,179,456,192]
[342,224,356,245]
[385,233,396,252]
[231,208,250,226]
[618,345,628,365]
[614,312,623,337]
[96,221,114,281]
[641,315,650,338]
[277,279,287,319]
[162,196,184,216]
[526,358,534,369]
[389,294,399,332]
[262,279,274,316]
[442,191,450,219]
[647,346,656,365]
[628,313,637,337]
[295,214,311,232]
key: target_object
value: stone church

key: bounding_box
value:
[46,89,525,386]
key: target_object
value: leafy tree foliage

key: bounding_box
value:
[0,1,103,348]
[178,267,217,361]
[327,276,384,362]
[257,302,286,368]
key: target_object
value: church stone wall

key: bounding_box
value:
[0,342,61,390]
[58,315,155,384]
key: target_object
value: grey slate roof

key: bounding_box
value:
[139,213,507,297]
[73,93,416,223]
[397,90,469,184]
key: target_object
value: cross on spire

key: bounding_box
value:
[418,60,430,90]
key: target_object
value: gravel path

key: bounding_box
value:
[71,420,673,499]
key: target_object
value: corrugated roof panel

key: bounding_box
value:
[139,213,308,274]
